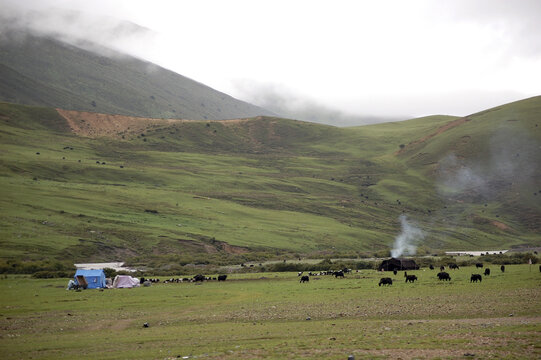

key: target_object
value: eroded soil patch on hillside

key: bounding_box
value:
[56,109,252,139]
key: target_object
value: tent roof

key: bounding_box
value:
[113,275,140,288]
[74,269,105,277]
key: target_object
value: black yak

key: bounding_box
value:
[379,277,392,286]
[193,274,205,282]
[484,268,491,276]
[300,275,309,283]
[470,274,482,283]
[437,272,451,281]
[405,275,418,283]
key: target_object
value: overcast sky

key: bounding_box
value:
[2,0,541,125]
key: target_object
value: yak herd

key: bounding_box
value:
[296,262,511,287]
[142,262,534,287]
[376,262,504,286]
[294,263,508,286]
[140,274,228,284]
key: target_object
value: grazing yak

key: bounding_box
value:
[437,272,451,281]
[193,274,205,282]
[448,263,459,270]
[484,268,491,276]
[476,263,484,268]
[334,271,345,278]
[300,275,309,283]
[429,264,434,270]
[500,265,505,273]
[405,275,418,283]
[440,265,445,271]
[470,274,482,283]
[379,277,393,286]
[217,274,227,281]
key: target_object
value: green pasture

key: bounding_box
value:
[1,265,540,359]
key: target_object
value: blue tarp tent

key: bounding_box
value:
[74,269,106,289]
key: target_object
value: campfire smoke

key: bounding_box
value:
[390,214,425,258]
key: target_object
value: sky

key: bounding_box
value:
[2,0,541,125]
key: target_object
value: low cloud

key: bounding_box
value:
[232,80,398,127]
[0,0,156,57]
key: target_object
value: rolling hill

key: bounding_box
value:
[0,96,540,270]
[0,32,273,120]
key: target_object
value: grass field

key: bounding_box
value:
[1,265,540,359]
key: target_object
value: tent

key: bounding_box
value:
[378,257,419,271]
[74,269,106,289]
[112,275,140,288]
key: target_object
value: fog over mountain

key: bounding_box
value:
[2,0,539,126]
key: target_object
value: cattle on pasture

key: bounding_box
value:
[218,274,227,281]
[484,268,491,276]
[437,272,451,281]
[405,275,417,283]
[300,275,309,283]
[379,277,393,286]
[193,274,205,282]
[470,274,482,283]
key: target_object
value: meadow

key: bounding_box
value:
[1,265,540,359]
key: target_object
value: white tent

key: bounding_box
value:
[112,275,140,288]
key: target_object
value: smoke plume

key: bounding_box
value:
[390,215,425,258]
[436,123,540,201]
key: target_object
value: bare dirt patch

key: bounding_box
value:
[56,109,251,139]
[492,220,510,230]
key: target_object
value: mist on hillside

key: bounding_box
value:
[437,124,540,201]
[0,1,156,58]
[233,80,399,126]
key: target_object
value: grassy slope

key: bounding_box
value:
[0,33,272,120]
[0,97,540,265]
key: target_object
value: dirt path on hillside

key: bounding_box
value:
[395,116,471,155]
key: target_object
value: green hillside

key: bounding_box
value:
[0,97,540,269]
[0,33,273,120]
